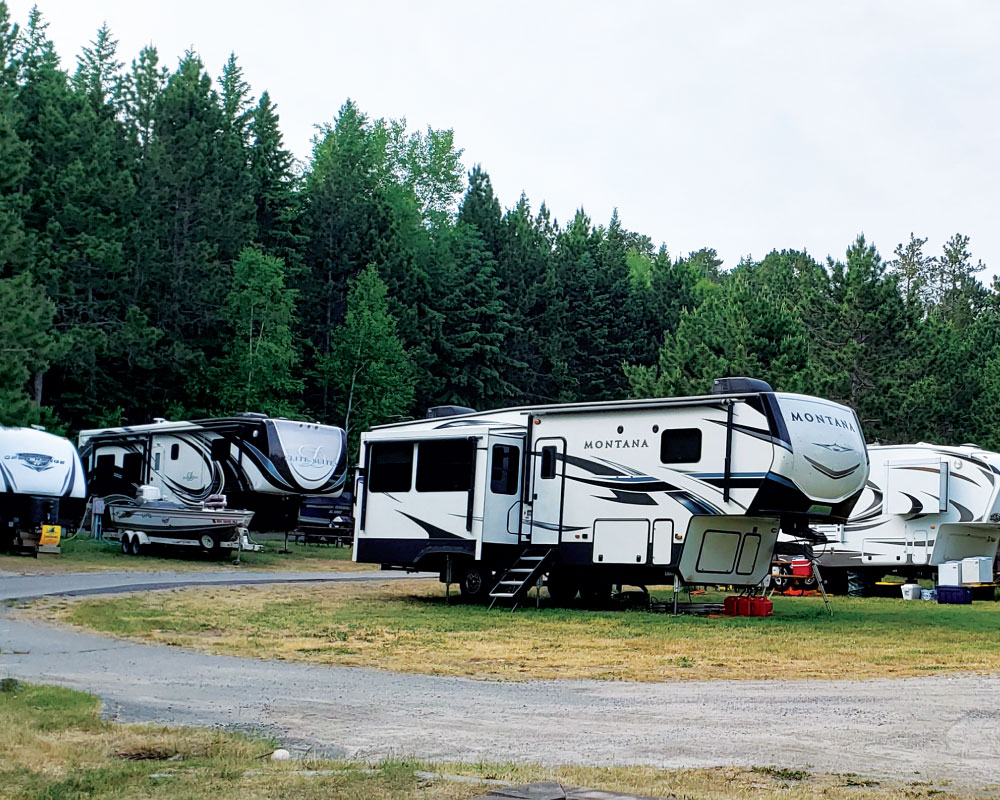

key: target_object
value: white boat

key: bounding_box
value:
[105,485,258,554]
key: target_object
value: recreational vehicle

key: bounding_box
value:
[353,378,870,604]
[78,414,348,530]
[779,443,1000,596]
[0,426,87,553]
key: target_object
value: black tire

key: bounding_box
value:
[458,565,492,603]
[546,571,579,605]
[199,533,217,551]
[132,537,145,556]
[580,582,613,609]
[120,535,130,555]
[820,568,848,595]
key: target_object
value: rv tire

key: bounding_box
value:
[580,582,613,609]
[546,571,579,605]
[458,565,492,603]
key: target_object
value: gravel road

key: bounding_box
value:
[1,571,998,787]
[0,568,427,602]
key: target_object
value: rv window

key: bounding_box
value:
[211,438,230,462]
[170,443,179,460]
[122,452,144,486]
[369,442,414,493]
[416,439,475,492]
[490,444,519,495]
[660,428,702,463]
[540,446,556,479]
[96,453,115,477]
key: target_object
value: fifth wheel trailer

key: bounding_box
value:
[779,443,1000,595]
[352,378,870,604]
[0,426,87,553]
[78,414,348,530]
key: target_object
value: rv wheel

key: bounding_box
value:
[200,534,216,551]
[458,566,491,602]
[580,582,613,609]
[546,572,579,605]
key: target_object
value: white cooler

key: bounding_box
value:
[961,556,994,584]
[938,561,963,586]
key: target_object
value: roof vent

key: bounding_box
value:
[711,377,773,395]
[152,417,168,424]
[427,405,476,419]
[234,411,268,419]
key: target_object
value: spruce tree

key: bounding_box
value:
[214,247,302,416]
[321,264,415,452]
[0,272,58,425]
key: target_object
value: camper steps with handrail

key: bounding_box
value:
[488,547,555,610]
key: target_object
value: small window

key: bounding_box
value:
[369,442,414,493]
[416,439,475,492]
[490,444,519,495]
[96,453,115,477]
[152,453,161,472]
[211,438,230,462]
[660,428,702,463]
[540,446,556,479]
[122,452,144,485]
[170,443,180,461]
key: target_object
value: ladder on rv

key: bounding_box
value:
[489,547,556,610]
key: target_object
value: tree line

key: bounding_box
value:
[1,3,998,453]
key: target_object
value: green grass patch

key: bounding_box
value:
[38,579,1000,682]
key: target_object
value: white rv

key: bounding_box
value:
[0,426,87,552]
[78,413,348,530]
[353,378,870,604]
[780,443,1000,596]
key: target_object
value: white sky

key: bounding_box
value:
[9,0,1000,274]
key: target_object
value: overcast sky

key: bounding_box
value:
[9,0,1000,274]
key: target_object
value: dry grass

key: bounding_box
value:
[31,578,1000,682]
[0,536,373,575]
[0,681,985,799]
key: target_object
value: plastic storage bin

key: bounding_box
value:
[961,556,994,584]
[901,583,921,600]
[938,561,962,586]
[936,585,973,605]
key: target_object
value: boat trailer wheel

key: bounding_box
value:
[200,534,216,550]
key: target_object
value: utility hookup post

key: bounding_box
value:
[673,574,680,615]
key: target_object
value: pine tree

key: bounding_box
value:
[320,264,415,452]
[249,91,301,264]
[0,272,58,425]
[72,23,122,113]
[214,247,302,416]
[429,222,517,409]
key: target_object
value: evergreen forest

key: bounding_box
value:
[2,4,998,451]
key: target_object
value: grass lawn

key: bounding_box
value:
[0,681,976,799]
[0,535,374,574]
[33,578,1000,682]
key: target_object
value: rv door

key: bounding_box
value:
[482,433,525,546]
[527,437,565,546]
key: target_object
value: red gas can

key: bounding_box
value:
[734,596,753,616]
[749,597,773,617]
[723,596,739,616]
